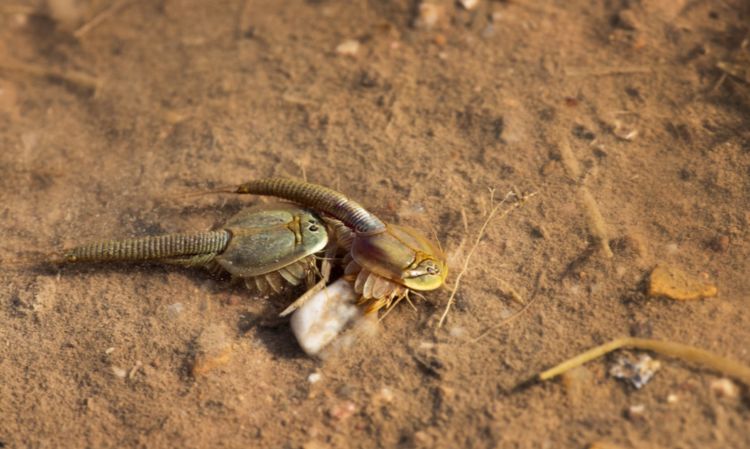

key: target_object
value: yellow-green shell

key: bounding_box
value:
[215,203,328,277]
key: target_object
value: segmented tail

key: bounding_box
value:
[235,178,385,234]
[60,230,230,263]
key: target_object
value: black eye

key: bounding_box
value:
[308,224,319,232]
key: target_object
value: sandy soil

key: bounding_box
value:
[1,0,749,448]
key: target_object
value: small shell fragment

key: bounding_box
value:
[335,39,360,57]
[609,354,661,389]
[291,279,361,356]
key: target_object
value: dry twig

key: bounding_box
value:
[74,0,131,38]
[0,59,100,90]
[437,189,536,328]
[471,272,542,342]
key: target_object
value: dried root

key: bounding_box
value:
[539,337,750,387]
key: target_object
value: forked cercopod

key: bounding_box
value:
[54,203,329,294]
[226,178,448,312]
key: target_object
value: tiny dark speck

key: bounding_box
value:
[572,124,595,141]
[679,168,694,181]
[625,86,641,99]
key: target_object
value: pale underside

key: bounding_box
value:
[238,255,318,295]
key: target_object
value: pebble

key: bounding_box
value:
[111,366,128,379]
[192,324,233,376]
[666,393,679,404]
[626,404,646,420]
[47,0,86,31]
[335,39,360,57]
[647,264,718,301]
[290,279,361,356]
[459,0,479,10]
[414,2,443,30]
[329,401,356,421]
[710,378,739,399]
[709,235,730,253]
[616,9,640,30]
[307,372,322,384]
[374,386,395,404]
[609,354,661,389]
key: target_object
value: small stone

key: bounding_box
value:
[359,70,378,87]
[413,430,432,445]
[335,39,360,57]
[666,393,679,404]
[47,0,87,31]
[414,2,443,30]
[647,265,718,301]
[626,404,646,420]
[665,243,679,254]
[104,347,115,355]
[291,279,361,356]
[308,372,322,384]
[710,378,739,399]
[642,0,687,21]
[128,361,143,379]
[192,324,233,376]
[111,366,128,379]
[709,235,730,253]
[459,0,479,10]
[374,387,395,404]
[609,354,661,389]
[329,401,356,421]
[616,9,640,30]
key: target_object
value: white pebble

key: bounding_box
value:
[335,39,360,57]
[627,404,646,419]
[307,372,322,384]
[459,0,480,10]
[291,279,361,356]
[111,366,127,379]
[414,2,442,29]
[710,378,739,398]
[376,387,394,403]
